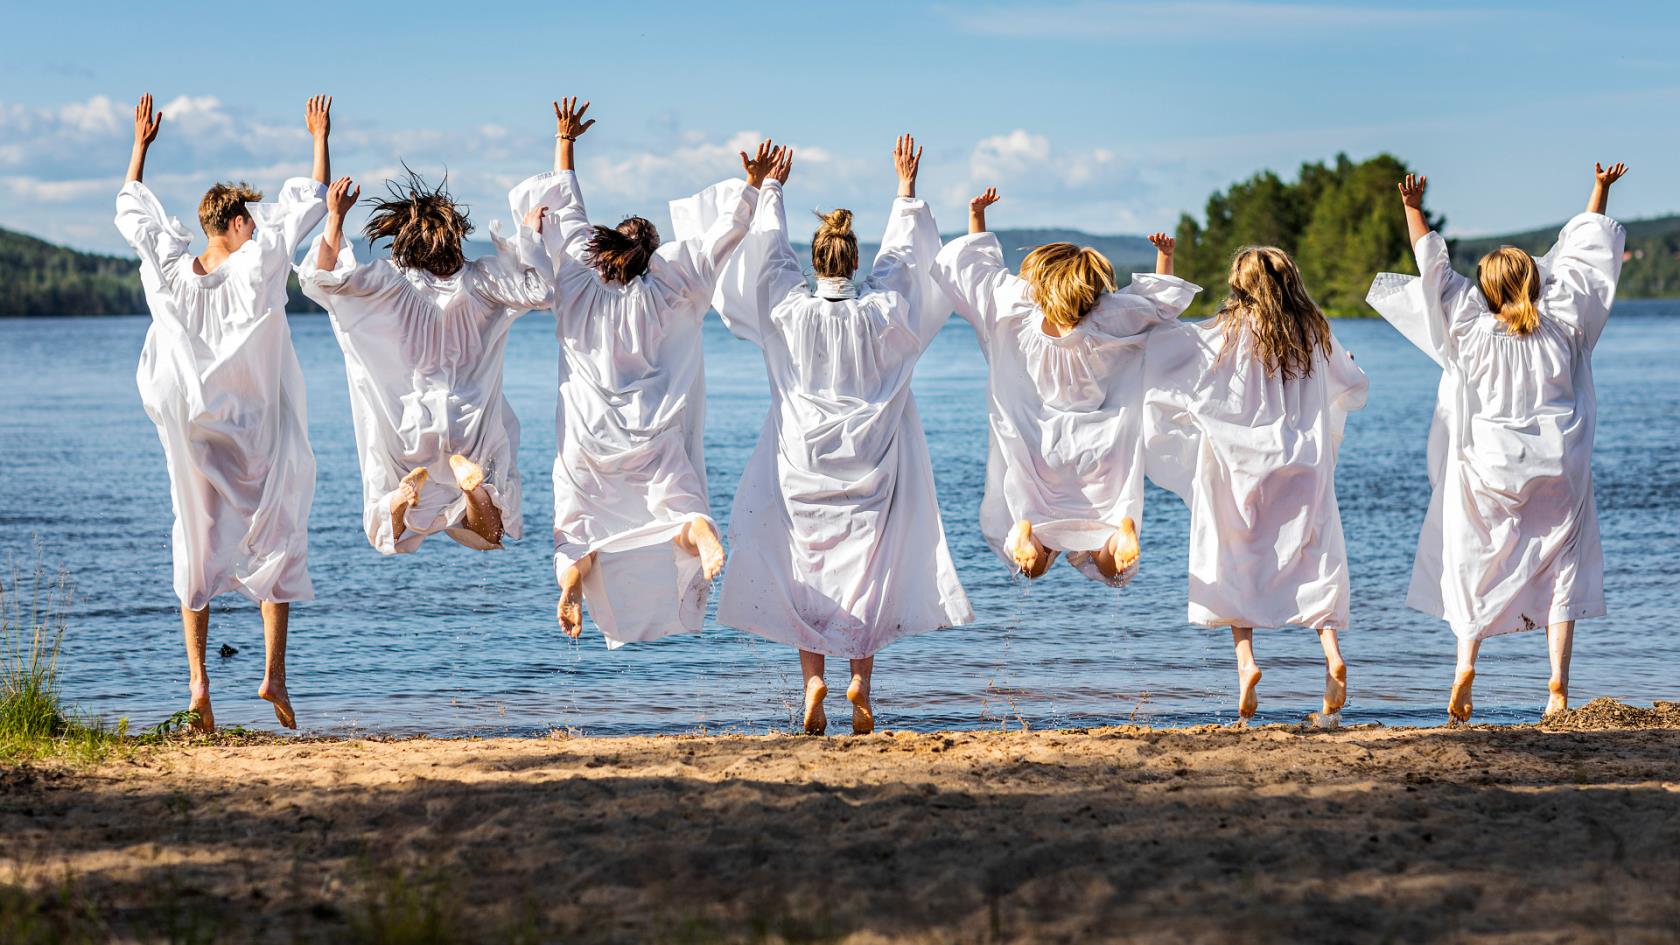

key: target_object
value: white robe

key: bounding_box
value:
[297,220,551,554]
[114,178,325,610]
[1366,212,1624,641]
[508,170,756,647]
[931,233,1201,585]
[699,181,973,658]
[1144,320,1368,630]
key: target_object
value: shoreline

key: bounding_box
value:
[4,699,1676,943]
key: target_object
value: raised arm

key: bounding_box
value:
[306,95,331,185]
[552,96,594,173]
[314,176,361,274]
[125,94,163,184]
[1587,162,1627,215]
[969,187,999,235]
[1399,174,1430,244]
[1149,233,1175,277]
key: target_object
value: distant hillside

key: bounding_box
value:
[0,227,1158,316]
[1450,214,1680,298]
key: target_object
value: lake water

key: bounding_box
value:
[1,306,1676,735]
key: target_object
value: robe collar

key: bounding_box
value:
[816,276,858,301]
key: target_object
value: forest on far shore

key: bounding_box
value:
[5,156,1678,316]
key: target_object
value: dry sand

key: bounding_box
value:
[2,698,1678,944]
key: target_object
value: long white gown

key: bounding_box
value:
[931,233,1201,585]
[700,181,973,658]
[1366,212,1625,641]
[114,178,325,610]
[297,220,551,554]
[1144,320,1368,630]
[508,170,755,647]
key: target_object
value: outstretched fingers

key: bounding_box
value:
[1149,231,1174,253]
[970,186,1000,210]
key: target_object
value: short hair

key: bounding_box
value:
[1020,242,1116,329]
[364,169,473,278]
[198,182,262,235]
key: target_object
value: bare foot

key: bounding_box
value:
[1237,663,1262,720]
[1448,669,1475,723]
[258,678,295,730]
[188,683,215,734]
[449,454,485,492]
[391,467,428,538]
[1323,659,1348,716]
[1545,677,1567,716]
[557,566,585,639]
[1103,517,1141,573]
[847,675,874,735]
[1006,519,1049,579]
[680,518,726,582]
[803,677,828,736]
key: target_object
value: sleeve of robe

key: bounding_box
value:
[1365,231,1478,367]
[1537,212,1626,349]
[296,235,405,330]
[1324,334,1370,447]
[695,179,807,348]
[866,195,952,349]
[662,178,758,314]
[1098,272,1202,334]
[474,221,555,314]
[114,181,192,299]
[508,170,595,278]
[931,232,1026,336]
[249,178,328,267]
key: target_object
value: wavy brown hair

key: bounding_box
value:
[1477,247,1541,335]
[811,208,858,279]
[363,169,472,278]
[585,217,661,285]
[198,182,262,235]
[1216,246,1331,381]
[1020,242,1117,329]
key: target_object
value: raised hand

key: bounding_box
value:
[134,93,163,146]
[553,97,595,140]
[968,186,1000,235]
[523,204,548,234]
[1150,232,1175,276]
[894,133,923,198]
[1595,162,1628,187]
[1398,174,1427,209]
[1588,162,1627,214]
[770,147,794,185]
[306,95,332,139]
[326,177,360,218]
[740,139,778,188]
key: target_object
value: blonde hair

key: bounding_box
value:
[1477,247,1541,335]
[811,208,857,279]
[198,182,262,235]
[1020,242,1117,329]
[1216,246,1331,381]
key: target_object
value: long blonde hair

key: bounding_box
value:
[1477,247,1541,335]
[1020,242,1117,330]
[811,208,858,279]
[1216,246,1332,381]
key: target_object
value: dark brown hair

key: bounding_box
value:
[198,182,261,235]
[363,169,472,278]
[585,217,661,284]
[810,208,858,279]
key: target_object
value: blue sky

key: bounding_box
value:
[3,0,1676,253]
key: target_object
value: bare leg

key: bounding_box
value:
[180,605,214,733]
[257,601,295,729]
[800,650,827,735]
[1545,620,1575,716]
[556,553,594,639]
[1450,636,1480,723]
[1233,626,1261,720]
[1006,519,1052,579]
[1092,517,1141,579]
[672,517,726,581]
[450,455,504,547]
[847,656,875,735]
[1318,628,1347,716]
[390,467,428,540]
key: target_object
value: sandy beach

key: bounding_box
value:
[2,699,1677,944]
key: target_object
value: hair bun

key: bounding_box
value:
[818,208,853,236]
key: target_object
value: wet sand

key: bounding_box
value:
[2,699,1677,944]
